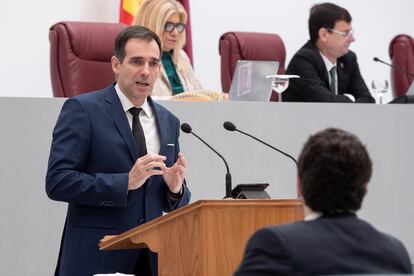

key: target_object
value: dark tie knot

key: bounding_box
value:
[129,107,143,117]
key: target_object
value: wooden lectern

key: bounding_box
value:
[99,199,303,276]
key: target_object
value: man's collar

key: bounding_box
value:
[304,205,356,221]
[114,83,151,118]
[304,210,323,221]
[320,51,336,71]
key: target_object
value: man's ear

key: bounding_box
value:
[363,182,368,194]
[318,28,328,42]
[111,56,120,75]
[156,61,161,75]
[296,176,303,198]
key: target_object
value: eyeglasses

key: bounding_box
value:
[164,22,186,33]
[327,28,354,37]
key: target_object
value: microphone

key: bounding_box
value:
[373,57,414,78]
[180,123,232,198]
[223,121,298,167]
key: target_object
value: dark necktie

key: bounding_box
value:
[329,66,337,95]
[129,107,148,157]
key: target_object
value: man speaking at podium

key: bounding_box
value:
[235,128,411,275]
[46,26,190,276]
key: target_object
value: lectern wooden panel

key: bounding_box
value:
[99,199,303,276]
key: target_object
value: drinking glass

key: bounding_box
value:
[266,75,300,102]
[272,77,290,102]
[371,80,389,104]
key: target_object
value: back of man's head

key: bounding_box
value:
[309,2,352,44]
[298,128,372,213]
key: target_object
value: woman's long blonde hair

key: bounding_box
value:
[134,0,188,72]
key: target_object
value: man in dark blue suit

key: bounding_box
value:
[46,26,190,276]
[235,128,412,275]
[283,3,375,103]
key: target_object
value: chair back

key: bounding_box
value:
[49,21,127,97]
[389,34,414,98]
[219,31,286,101]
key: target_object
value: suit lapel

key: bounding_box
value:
[307,41,331,89]
[149,97,167,156]
[104,86,138,162]
[142,98,168,191]
[337,59,347,95]
[323,67,330,89]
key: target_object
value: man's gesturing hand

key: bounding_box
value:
[128,154,166,190]
[162,152,186,194]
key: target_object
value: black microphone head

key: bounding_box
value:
[373,57,380,62]
[223,121,237,131]
[180,123,192,134]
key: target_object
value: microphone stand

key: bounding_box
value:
[186,131,232,198]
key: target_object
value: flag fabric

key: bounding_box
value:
[119,0,193,64]
[119,0,144,25]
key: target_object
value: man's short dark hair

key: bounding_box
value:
[309,3,352,44]
[298,128,372,213]
[114,25,162,63]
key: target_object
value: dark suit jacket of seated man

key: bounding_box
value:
[234,128,412,276]
[46,26,190,276]
[283,3,375,103]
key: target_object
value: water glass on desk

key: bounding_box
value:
[371,80,389,104]
[266,75,300,102]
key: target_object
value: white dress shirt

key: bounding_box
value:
[115,84,161,155]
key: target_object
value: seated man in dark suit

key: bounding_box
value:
[234,128,412,275]
[283,3,375,103]
[46,26,190,276]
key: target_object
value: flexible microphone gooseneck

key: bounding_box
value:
[180,123,232,198]
[373,57,414,78]
[223,121,298,167]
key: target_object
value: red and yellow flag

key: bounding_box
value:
[119,0,143,25]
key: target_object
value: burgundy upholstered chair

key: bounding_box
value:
[389,34,414,98]
[49,21,127,97]
[219,31,286,101]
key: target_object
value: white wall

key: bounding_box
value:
[0,0,413,102]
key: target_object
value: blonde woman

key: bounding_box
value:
[134,0,203,97]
